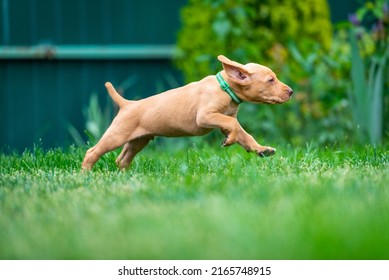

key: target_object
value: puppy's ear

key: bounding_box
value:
[217,55,251,86]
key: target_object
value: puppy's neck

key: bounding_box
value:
[216,72,243,104]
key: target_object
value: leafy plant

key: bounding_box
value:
[175,0,359,146]
[176,0,332,83]
[66,93,113,147]
[236,34,353,146]
[67,76,137,146]
[283,38,353,144]
[348,0,389,145]
[350,30,389,144]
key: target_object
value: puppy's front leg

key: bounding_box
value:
[197,112,275,157]
[197,112,240,146]
[236,125,276,157]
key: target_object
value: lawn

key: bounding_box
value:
[0,141,388,259]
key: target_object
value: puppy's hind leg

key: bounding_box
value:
[82,137,126,171]
[116,136,153,170]
[82,120,132,171]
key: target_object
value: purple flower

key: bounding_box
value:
[383,2,388,16]
[348,13,360,26]
[372,20,385,40]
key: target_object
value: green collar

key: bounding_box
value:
[216,72,243,104]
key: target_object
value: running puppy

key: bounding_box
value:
[82,55,293,170]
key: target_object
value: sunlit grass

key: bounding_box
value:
[0,143,388,259]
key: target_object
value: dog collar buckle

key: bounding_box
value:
[216,72,243,104]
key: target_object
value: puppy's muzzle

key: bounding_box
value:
[287,87,293,97]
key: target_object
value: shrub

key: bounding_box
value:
[234,33,354,146]
[176,0,332,83]
[176,0,356,146]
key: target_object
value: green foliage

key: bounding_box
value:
[175,0,389,146]
[348,0,389,145]
[67,93,113,146]
[67,76,138,146]
[212,32,353,146]
[176,0,355,146]
[1,144,389,259]
[176,0,332,82]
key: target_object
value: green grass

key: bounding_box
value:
[0,142,388,259]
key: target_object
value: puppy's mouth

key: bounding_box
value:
[279,91,293,103]
[268,96,290,104]
[273,88,293,104]
[258,91,293,104]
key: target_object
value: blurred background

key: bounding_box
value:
[1,0,388,152]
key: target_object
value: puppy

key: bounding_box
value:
[82,55,293,170]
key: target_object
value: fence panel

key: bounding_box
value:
[1,0,186,151]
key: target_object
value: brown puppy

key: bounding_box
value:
[82,55,293,170]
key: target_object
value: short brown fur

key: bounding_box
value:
[82,55,293,170]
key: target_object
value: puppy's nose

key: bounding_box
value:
[287,87,293,97]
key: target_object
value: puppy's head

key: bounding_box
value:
[217,55,293,104]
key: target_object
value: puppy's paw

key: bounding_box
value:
[257,147,276,157]
[221,134,238,147]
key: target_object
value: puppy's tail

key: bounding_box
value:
[105,82,130,109]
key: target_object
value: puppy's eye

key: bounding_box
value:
[268,77,275,83]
